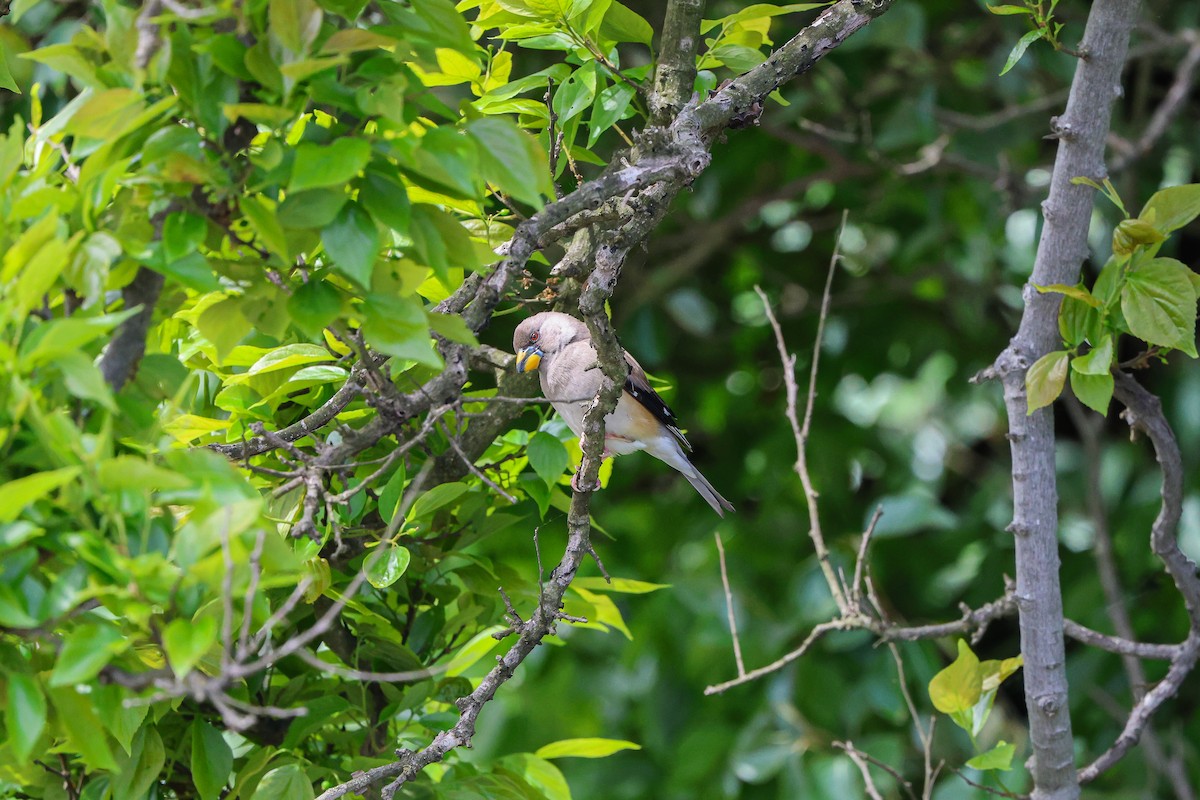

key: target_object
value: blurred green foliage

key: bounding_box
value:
[1,0,1199,798]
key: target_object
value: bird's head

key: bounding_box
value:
[513,312,588,373]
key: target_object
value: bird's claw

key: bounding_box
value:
[571,469,602,493]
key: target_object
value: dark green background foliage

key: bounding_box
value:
[1,0,1199,798]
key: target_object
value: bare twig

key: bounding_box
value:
[714,532,745,677]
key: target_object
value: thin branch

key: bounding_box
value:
[714,532,746,677]
[754,209,849,611]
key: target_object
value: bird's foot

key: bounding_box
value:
[571,469,602,493]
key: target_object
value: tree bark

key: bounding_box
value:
[989,1,1141,797]
[651,0,705,125]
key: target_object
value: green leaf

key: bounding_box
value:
[5,673,46,763]
[443,626,507,676]
[1000,29,1043,76]
[1122,258,1198,355]
[379,464,407,522]
[47,686,117,771]
[251,764,315,800]
[1070,370,1114,415]
[966,741,1016,771]
[288,280,344,336]
[425,310,479,345]
[528,432,569,486]
[928,639,982,716]
[239,195,291,261]
[49,622,128,686]
[289,139,372,193]
[495,754,571,800]
[0,40,20,93]
[1071,334,1113,375]
[1025,350,1068,414]
[1058,295,1098,348]
[192,720,234,800]
[408,481,469,519]
[322,202,380,286]
[599,2,654,44]
[467,117,552,208]
[987,3,1034,13]
[588,81,635,147]
[163,211,208,261]
[535,737,642,759]
[269,0,323,55]
[278,188,348,229]
[361,293,441,367]
[111,725,166,800]
[572,576,670,594]
[162,616,218,678]
[1034,282,1101,308]
[359,168,412,234]
[365,543,412,588]
[1139,184,1200,234]
[0,470,81,525]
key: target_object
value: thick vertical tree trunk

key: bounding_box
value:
[991,1,1141,797]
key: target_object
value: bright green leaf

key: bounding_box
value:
[251,764,315,800]
[5,673,46,763]
[0,467,81,523]
[966,740,1016,771]
[162,616,218,678]
[1139,183,1200,234]
[1070,370,1114,416]
[1000,29,1043,76]
[467,117,552,208]
[408,481,469,519]
[365,543,412,588]
[928,639,982,715]
[528,431,569,486]
[1071,334,1113,375]
[1122,258,1198,355]
[289,139,372,193]
[1025,350,1068,414]
[535,737,642,759]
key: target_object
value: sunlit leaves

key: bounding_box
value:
[1025,350,1067,414]
[251,764,315,800]
[289,139,372,192]
[929,640,1022,753]
[535,737,643,759]
[1000,29,1043,75]
[467,117,553,207]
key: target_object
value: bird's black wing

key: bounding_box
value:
[623,351,692,451]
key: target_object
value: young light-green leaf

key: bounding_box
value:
[289,139,372,193]
[928,639,983,716]
[1139,183,1200,235]
[1000,29,1044,76]
[1070,334,1113,375]
[5,673,46,763]
[1025,350,1068,414]
[1122,258,1198,356]
[365,543,412,589]
[1070,370,1114,416]
[48,622,128,686]
[535,737,642,759]
[162,616,218,679]
[966,740,1016,771]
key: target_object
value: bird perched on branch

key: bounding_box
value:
[513,311,734,517]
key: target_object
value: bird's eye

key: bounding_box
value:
[530,332,540,343]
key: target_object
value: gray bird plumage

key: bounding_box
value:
[514,311,734,516]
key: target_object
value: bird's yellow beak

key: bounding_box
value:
[516,346,543,373]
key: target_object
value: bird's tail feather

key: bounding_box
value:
[683,468,735,518]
